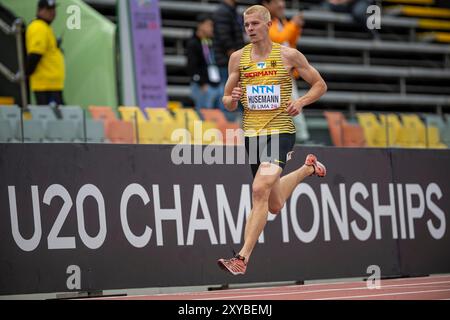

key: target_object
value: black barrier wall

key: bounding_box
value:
[0,144,449,295]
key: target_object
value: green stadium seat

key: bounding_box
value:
[22,120,46,143]
[60,105,105,142]
[0,119,14,142]
[423,114,446,130]
[84,120,105,143]
[442,114,450,146]
[28,105,77,142]
[0,105,21,139]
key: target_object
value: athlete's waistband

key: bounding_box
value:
[243,128,296,137]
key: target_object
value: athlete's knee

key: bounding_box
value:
[269,199,284,215]
[258,161,280,177]
[252,178,273,202]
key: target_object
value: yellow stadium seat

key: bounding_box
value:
[400,114,447,148]
[172,108,220,144]
[418,19,450,31]
[387,5,450,19]
[167,101,183,111]
[418,32,450,43]
[118,106,163,144]
[379,113,417,148]
[0,96,15,105]
[145,107,180,144]
[118,106,148,123]
[356,113,387,147]
[383,0,434,4]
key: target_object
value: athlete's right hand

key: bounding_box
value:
[231,82,243,102]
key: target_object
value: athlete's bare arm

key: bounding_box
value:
[222,49,244,112]
[281,47,327,116]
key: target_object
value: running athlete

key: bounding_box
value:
[217,5,328,275]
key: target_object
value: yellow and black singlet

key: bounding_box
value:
[239,42,296,137]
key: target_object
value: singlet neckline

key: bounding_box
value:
[248,42,276,64]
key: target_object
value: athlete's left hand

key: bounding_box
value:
[286,100,304,117]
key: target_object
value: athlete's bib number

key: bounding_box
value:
[246,85,281,110]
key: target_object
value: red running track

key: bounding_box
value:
[88,275,450,300]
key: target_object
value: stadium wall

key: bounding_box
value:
[0,144,449,295]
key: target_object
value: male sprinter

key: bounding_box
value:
[217,5,327,275]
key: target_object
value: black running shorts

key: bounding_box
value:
[244,133,296,178]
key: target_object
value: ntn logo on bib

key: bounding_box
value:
[246,85,281,110]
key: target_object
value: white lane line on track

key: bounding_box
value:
[136,275,450,298]
[194,280,450,300]
[86,276,450,300]
[316,288,450,300]
[141,276,450,298]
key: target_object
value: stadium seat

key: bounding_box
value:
[59,106,105,143]
[89,106,135,144]
[199,109,243,145]
[377,113,423,148]
[418,18,450,31]
[422,114,449,147]
[167,101,183,111]
[385,5,450,19]
[22,120,46,143]
[324,111,366,147]
[418,31,450,43]
[0,97,14,105]
[400,114,447,148]
[145,107,186,144]
[304,115,332,146]
[440,114,450,146]
[28,105,77,142]
[172,108,220,144]
[118,106,164,144]
[423,114,446,131]
[118,106,148,123]
[0,119,14,142]
[383,0,435,4]
[356,113,389,147]
[0,105,21,140]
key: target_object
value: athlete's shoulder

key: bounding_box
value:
[280,45,301,59]
[229,47,245,62]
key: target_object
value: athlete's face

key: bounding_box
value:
[244,13,271,43]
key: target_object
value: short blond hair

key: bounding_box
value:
[243,5,271,23]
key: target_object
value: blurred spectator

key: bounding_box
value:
[323,0,379,39]
[186,14,222,110]
[26,0,65,106]
[212,0,245,120]
[260,0,310,142]
[261,0,304,47]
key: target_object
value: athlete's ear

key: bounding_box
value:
[267,20,272,28]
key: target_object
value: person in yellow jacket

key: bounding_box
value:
[261,0,310,143]
[25,0,65,105]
